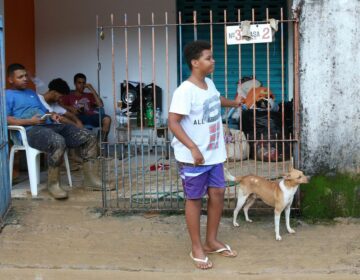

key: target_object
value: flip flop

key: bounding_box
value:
[189,252,213,270]
[207,244,238,258]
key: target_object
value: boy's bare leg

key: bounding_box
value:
[185,198,212,269]
[102,116,111,134]
[204,187,236,257]
[204,188,225,249]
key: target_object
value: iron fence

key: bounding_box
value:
[96,7,300,212]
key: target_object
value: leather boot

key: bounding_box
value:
[48,166,68,199]
[82,159,115,191]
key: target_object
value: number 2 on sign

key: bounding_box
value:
[262,27,270,39]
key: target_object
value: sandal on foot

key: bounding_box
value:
[207,244,238,258]
[189,252,213,269]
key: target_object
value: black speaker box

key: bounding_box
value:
[120,81,162,113]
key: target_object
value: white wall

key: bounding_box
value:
[298,0,360,173]
[35,0,177,140]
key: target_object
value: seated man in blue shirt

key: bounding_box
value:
[6,63,111,199]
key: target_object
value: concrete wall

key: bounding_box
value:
[35,0,177,141]
[297,0,360,173]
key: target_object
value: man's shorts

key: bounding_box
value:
[177,162,226,200]
[78,113,109,127]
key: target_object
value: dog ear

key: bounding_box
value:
[288,158,294,172]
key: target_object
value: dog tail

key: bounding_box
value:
[224,168,237,182]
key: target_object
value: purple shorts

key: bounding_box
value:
[178,162,226,200]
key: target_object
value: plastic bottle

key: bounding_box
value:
[155,107,162,127]
[145,102,154,127]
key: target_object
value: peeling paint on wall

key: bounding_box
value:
[298,0,360,174]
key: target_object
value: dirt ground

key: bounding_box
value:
[1,192,360,280]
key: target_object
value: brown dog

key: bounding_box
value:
[224,167,310,240]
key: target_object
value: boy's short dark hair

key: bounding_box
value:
[7,63,26,77]
[48,78,70,95]
[74,73,87,84]
[184,40,211,70]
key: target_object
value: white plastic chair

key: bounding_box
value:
[8,125,72,197]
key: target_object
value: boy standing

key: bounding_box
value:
[168,41,243,269]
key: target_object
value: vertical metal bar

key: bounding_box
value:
[178,12,183,83]
[293,11,300,169]
[193,11,197,41]
[161,138,166,208]
[96,15,106,209]
[246,134,250,175]
[173,12,181,208]
[124,16,130,143]
[237,9,243,177]
[293,11,301,208]
[134,141,139,207]
[165,12,171,208]
[275,133,279,176]
[209,10,214,80]
[224,10,228,100]
[266,8,271,178]
[137,13,146,207]
[223,10,230,208]
[152,13,157,118]
[110,13,119,209]
[260,134,264,176]
[252,9,257,174]
[169,138,175,209]
[151,13,160,208]
[138,14,144,135]
[96,16,102,109]
[165,12,170,120]
[124,13,133,209]
[280,8,286,173]
[289,134,293,165]
[148,141,152,208]
[120,143,125,209]
[238,9,242,85]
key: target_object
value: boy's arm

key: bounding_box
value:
[220,95,244,108]
[59,115,82,128]
[7,115,45,126]
[168,112,204,165]
[85,83,104,107]
[63,111,84,128]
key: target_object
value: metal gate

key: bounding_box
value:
[97,5,300,212]
[0,16,11,226]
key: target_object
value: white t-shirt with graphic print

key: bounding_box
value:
[169,77,226,165]
[38,94,67,115]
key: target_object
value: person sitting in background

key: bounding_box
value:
[59,73,111,142]
[38,78,83,128]
[38,78,85,166]
[6,63,110,199]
